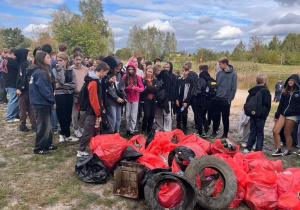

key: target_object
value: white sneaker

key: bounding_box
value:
[77,151,89,157]
[243,148,251,154]
[53,130,58,135]
[59,135,65,143]
[74,129,82,138]
[241,143,247,147]
[65,135,79,142]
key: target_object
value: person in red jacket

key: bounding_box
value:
[123,62,144,137]
[77,61,110,157]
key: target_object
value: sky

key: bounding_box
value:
[1,0,300,53]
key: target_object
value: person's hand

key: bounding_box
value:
[109,76,116,83]
[176,100,179,107]
[97,117,102,123]
[128,56,134,62]
[183,103,187,108]
[102,109,106,113]
[52,104,56,110]
[117,98,124,103]
[55,83,60,88]
[16,89,22,96]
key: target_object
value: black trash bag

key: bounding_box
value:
[141,168,171,186]
[146,129,156,148]
[111,146,143,173]
[75,154,109,184]
[168,146,196,171]
[99,112,114,134]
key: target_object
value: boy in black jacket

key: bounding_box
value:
[243,74,271,153]
[175,64,193,134]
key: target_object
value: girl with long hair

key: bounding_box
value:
[140,65,159,134]
[272,74,300,156]
[122,62,144,136]
[28,51,56,154]
[53,52,78,142]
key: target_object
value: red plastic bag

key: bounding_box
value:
[146,138,177,156]
[171,158,182,173]
[229,186,245,208]
[137,152,167,169]
[247,165,277,185]
[90,133,127,171]
[277,191,300,210]
[179,134,211,154]
[154,129,185,144]
[211,138,239,157]
[158,181,183,208]
[277,168,300,196]
[244,182,278,210]
[127,134,146,152]
[247,159,282,173]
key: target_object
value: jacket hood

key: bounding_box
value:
[199,71,211,81]
[126,62,136,73]
[88,70,100,80]
[248,85,266,96]
[284,74,300,90]
[223,65,235,73]
[14,48,29,66]
[167,61,173,74]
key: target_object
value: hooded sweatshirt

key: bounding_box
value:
[194,71,214,106]
[3,56,18,88]
[15,48,30,91]
[275,74,300,119]
[71,64,89,97]
[156,69,171,101]
[52,65,76,95]
[215,65,237,102]
[166,61,177,100]
[247,85,271,118]
[122,62,144,102]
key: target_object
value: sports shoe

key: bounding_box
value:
[241,143,247,147]
[77,151,89,157]
[210,132,217,138]
[53,130,58,135]
[65,135,79,142]
[221,134,228,138]
[293,149,300,156]
[48,145,57,150]
[19,125,29,132]
[243,148,251,154]
[282,150,291,156]
[34,150,50,155]
[7,118,19,123]
[59,135,65,143]
[272,148,283,156]
[74,129,82,138]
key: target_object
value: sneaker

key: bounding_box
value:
[53,130,58,135]
[77,151,89,157]
[19,125,29,132]
[293,149,300,156]
[272,148,283,156]
[241,143,247,147]
[34,150,50,155]
[221,134,228,138]
[48,145,57,150]
[243,148,251,154]
[74,129,82,138]
[210,132,217,138]
[65,135,79,142]
[6,118,19,123]
[282,150,291,156]
[59,135,65,143]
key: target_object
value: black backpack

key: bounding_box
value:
[203,78,218,98]
[244,89,265,117]
[76,82,90,111]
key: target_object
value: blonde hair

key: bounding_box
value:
[144,65,156,80]
[256,73,268,85]
[153,64,162,73]
[57,52,69,61]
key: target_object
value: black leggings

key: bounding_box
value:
[141,99,156,133]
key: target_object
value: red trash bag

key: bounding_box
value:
[244,182,278,210]
[179,134,211,154]
[171,158,182,173]
[158,181,184,208]
[137,152,168,169]
[90,133,127,171]
[247,165,277,185]
[154,129,185,144]
[146,138,177,156]
[229,186,245,208]
[211,138,239,157]
[247,159,282,173]
[127,134,146,152]
[277,168,300,196]
[277,191,300,210]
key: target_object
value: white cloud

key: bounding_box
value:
[213,26,243,39]
[195,30,208,35]
[198,15,213,24]
[23,24,48,34]
[249,24,300,36]
[221,39,240,46]
[143,19,174,32]
[5,0,64,7]
[112,27,124,36]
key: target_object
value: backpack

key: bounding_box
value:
[244,89,265,117]
[76,82,90,111]
[203,78,218,98]
[0,57,8,73]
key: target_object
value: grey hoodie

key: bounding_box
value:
[215,65,237,102]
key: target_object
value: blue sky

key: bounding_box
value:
[1,0,300,53]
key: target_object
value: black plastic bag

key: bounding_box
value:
[168,146,196,171]
[99,112,114,134]
[145,129,156,148]
[141,168,171,186]
[75,154,109,184]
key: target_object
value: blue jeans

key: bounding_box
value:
[5,87,19,120]
[52,109,58,132]
[246,117,266,151]
[106,105,122,132]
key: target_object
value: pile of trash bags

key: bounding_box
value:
[75,129,300,210]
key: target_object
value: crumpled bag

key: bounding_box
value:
[211,138,239,157]
[158,181,184,208]
[277,184,300,210]
[75,154,109,184]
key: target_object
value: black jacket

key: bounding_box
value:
[194,71,213,107]
[247,85,271,118]
[166,61,177,100]
[156,69,171,101]
[2,57,18,88]
[275,74,300,119]
[140,79,159,103]
[15,48,30,91]
[175,76,193,104]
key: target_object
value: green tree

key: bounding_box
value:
[196,48,217,62]
[0,36,6,48]
[18,37,32,49]
[268,35,281,51]
[115,47,132,60]
[0,27,24,48]
[231,40,246,61]
[248,36,264,61]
